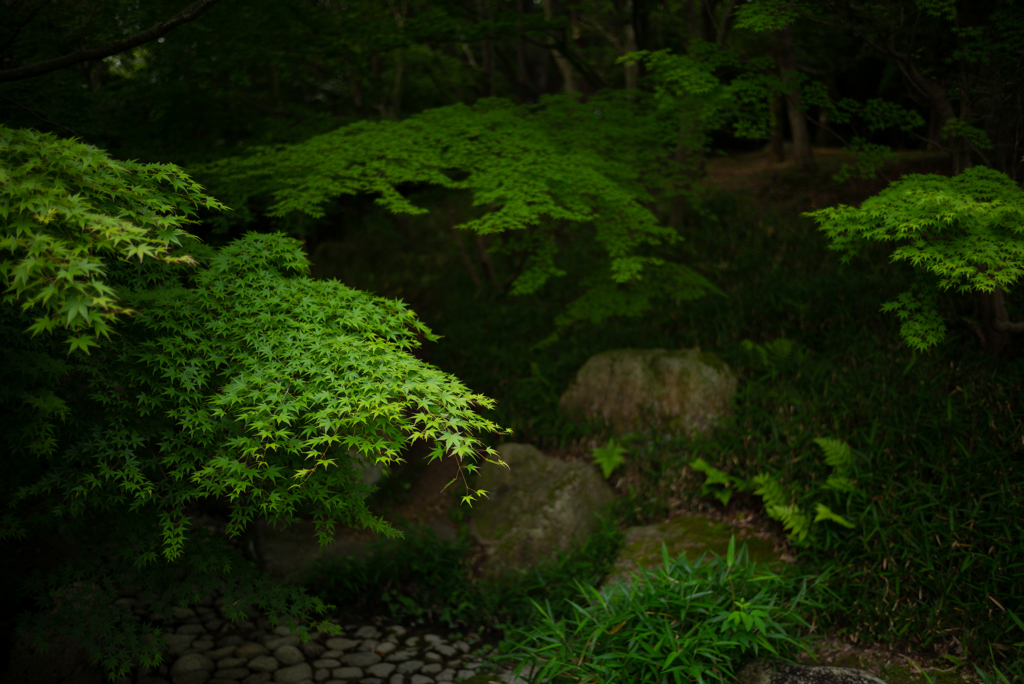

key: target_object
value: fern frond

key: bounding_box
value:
[751,474,789,509]
[813,503,857,529]
[766,503,812,541]
[813,437,854,474]
[823,475,856,493]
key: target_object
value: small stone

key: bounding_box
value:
[341,651,381,667]
[236,643,270,659]
[324,638,358,651]
[313,659,341,668]
[213,668,251,680]
[432,644,457,657]
[367,663,397,678]
[206,619,226,632]
[389,675,404,684]
[421,663,442,675]
[164,633,197,654]
[423,634,443,643]
[173,651,217,671]
[403,636,421,648]
[217,657,247,669]
[385,625,407,637]
[247,656,279,672]
[264,636,302,650]
[386,650,418,663]
[454,641,470,654]
[331,666,363,680]
[373,642,396,656]
[425,652,442,663]
[314,668,330,682]
[272,662,313,683]
[357,639,379,652]
[410,676,434,684]
[435,668,457,682]
[192,639,216,652]
[354,625,381,639]
[274,645,306,665]
[300,641,326,659]
[273,625,296,636]
[207,646,237,660]
[242,673,271,684]
[396,660,425,675]
[455,670,477,681]
[173,607,198,620]
[219,636,248,648]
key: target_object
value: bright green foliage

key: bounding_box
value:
[733,0,806,32]
[0,129,510,680]
[0,230,510,677]
[750,438,859,543]
[626,45,783,144]
[194,93,722,337]
[807,166,1024,351]
[691,438,859,543]
[0,125,225,354]
[689,457,751,506]
[592,438,627,479]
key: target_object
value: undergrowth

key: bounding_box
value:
[304,171,1023,683]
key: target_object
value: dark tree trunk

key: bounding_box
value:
[775,26,816,171]
[771,93,786,162]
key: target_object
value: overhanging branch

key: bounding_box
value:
[0,0,228,84]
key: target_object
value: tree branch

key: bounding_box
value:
[0,0,228,84]
[0,95,84,140]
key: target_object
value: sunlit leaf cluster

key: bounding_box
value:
[0,125,226,353]
[807,166,1024,351]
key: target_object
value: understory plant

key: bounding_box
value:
[488,535,837,684]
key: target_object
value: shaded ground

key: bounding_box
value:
[701,146,951,215]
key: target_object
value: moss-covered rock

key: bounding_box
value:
[559,347,737,437]
[468,443,616,581]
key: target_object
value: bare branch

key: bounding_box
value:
[0,95,84,140]
[0,0,228,84]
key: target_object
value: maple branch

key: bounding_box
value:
[0,0,227,83]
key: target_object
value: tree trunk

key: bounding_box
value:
[890,57,968,174]
[622,0,638,91]
[775,26,816,171]
[544,0,577,93]
[680,0,706,45]
[389,49,404,119]
[515,0,530,102]
[926,106,941,150]
[771,93,786,162]
[971,286,1022,356]
[479,0,495,96]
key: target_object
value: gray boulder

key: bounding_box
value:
[468,443,616,580]
[598,513,795,597]
[736,659,888,684]
[559,348,737,437]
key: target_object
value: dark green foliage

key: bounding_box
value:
[1,130,512,680]
[808,166,1024,351]
[192,92,723,337]
[0,125,224,353]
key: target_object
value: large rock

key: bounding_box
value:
[187,448,402,584]
[559,348,737,437]
[598,513,795,596]
[736,659,888,684]
[468,443,616,580]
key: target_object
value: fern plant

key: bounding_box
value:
[692,437,859,543]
